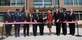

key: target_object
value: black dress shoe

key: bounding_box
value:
[27,35,29,36]
[55,34,57,35]
[6,35,9,37]
[57,34,60,36]
[40,33,44,35]
[68,33,71,35]
[71,34,74,36]
[18,36,20,37]
[57,33,60,36]
[24,35,26,37]
[62,33,67,35]
[18,35,20,37]
[9,33,11,36]
[34,34,37,36]
[63,34,66,35]
[55,33,58,35]
[15,35,17,37]
[48,33,51,36]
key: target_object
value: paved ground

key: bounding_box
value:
[0,25,82,40]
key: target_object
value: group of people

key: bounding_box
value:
[3,8,76,37]
[54,8,76,36]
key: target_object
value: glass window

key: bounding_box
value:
[34,0,42,2]
[55,0,59,7]
[69,0,73,5]
[33,0,42,6]
[11,0,25,6]
[0,16,3,22]
[79,12,82,20]
[80,14,82,20]
[0,0,5,6]
[44,0,51,7]
[74,12,79,20]
[44,4,51,7]
[34,4,43,6]
[74,12,82,20]
[11,0,16,6]
[75,14,79,20]
[17,0,22,6]
[44,0,51,2]
[5,0,10,6]
[34,0,51,7]
[64,0,69,5]
[64,0,82,6]
[0,13,4,22]
[74,0,78,5]
[0,0,10,6]
[79,0,82,5]
[17,0,25,6]
[0,0,25,6]
[21,0,25,6]
[55,0,59,5]
[64,0,73,5]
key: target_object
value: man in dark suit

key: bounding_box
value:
[32,13,37,36]
[68,9,76,35]
[32,10,39,36]
[13,9,21,37]
[21,10,30,37]
[3,10,13,37]
[54,8,61,36]
[60,8,68,35]
[38,12,44,35]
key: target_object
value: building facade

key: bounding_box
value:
[0,0,82,22]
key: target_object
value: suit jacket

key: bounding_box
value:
[68,13,76,21]
[3,13,13,22]
[54,12,61,23]
[13,12,21,22]
[60,12,68,21]
[32,13,38,22]
[21,13,30,22]
[37,13,43,22]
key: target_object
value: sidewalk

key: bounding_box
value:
[1,26,82,40]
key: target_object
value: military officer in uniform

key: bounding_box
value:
[13,9,21,37]
[60,8,68,35]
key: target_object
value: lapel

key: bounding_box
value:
[63,12,66,17]
[7,13,11,18]
[36,13,38,17]
[37,13,39,20]
[26,13,29,18]
[16,12,20,16]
